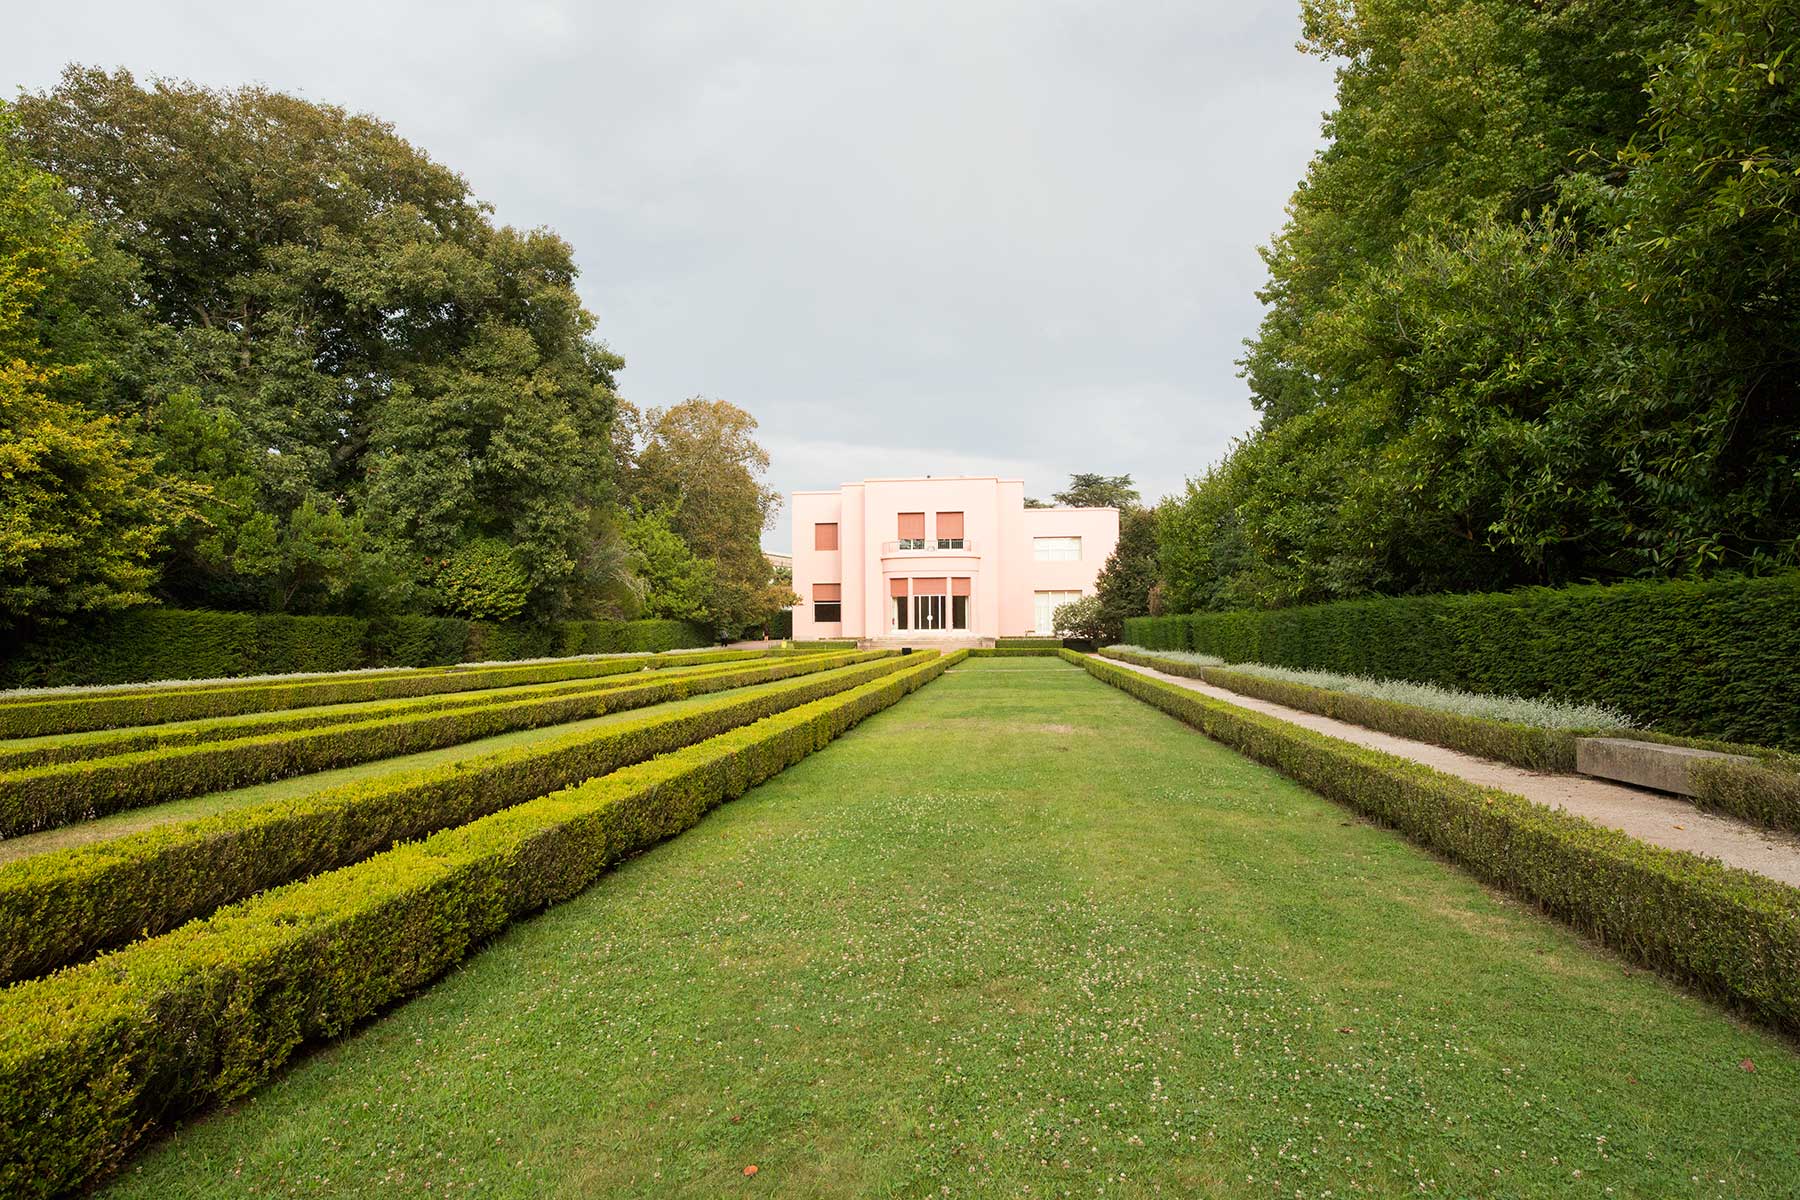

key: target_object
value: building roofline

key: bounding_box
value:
[793,475,1027,494]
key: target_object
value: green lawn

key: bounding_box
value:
[102,658,1800,1198]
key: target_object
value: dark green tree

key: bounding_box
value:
[1052,473,1140,510]
[1092,506,1160,641]
[1160,0,1799,611]
[11,67,627,617]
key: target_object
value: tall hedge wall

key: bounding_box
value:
[0,610,713,688]
[1122,573,1800,750]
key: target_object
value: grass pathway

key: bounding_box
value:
[0,669,850,862]
[102,659,1800,1198]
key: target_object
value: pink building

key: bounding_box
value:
[790,476,1120,642]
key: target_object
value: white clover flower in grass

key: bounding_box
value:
[1107,646,1634,732]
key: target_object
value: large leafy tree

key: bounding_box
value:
[1163,0,1798,610]
[620,505,715,622]
[0,110,188,626]
[9,67,626,616]
[615,398,783,633]
[1092,506,1160,640]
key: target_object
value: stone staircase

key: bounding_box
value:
[859,636,993,652]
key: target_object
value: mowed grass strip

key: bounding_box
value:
[0,652,961,1199]
[0,648,776,739]
[99,657,1800,1199]
[0,651,812,772]
[0,654,917,983]
[0,651,887,835]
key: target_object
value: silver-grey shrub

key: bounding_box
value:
[1108,646,1632,731]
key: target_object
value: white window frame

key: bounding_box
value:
[1033,590,1081,635]
[1033,536,1081,562]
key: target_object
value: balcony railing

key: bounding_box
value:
[881,538,975,554]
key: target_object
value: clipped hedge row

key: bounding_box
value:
[0,650,961,1198]
[994,637,1061,649]
[0,654,915,984]
[1101,646,1800,835]
[0,652,789,773]
[463,617,711,663]
[0,648,772,740]
[1099,646,1576,772]
[791,639,859,650]
[1067,650,1800,1034]
[965,647,1061,658]
[0,652,883,835]
[1123,573,1800,750]
[0,608,714,689]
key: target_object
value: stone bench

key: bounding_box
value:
[1574,737,1753,797]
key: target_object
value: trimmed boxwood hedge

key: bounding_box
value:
[1122,573,1800,750]
[993,637,1061,649]
[1067,650,1800,1035]
[791,639,858,650]
[0,652,798,773]
[0,653,915,984]
[1100,646,1800,835]
[0,608,713,689]
[0,650,962,1199]
[0,647,772,740]
[1099,646,1577,772]
[966,647,1061,657]
[0,651,883,835]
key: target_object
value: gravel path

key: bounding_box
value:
[1105,656,1800,887]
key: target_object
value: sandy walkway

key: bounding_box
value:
[1104,656,1800,887]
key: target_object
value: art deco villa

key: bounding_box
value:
[790,476,1119,643]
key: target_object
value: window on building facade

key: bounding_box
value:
[1033,536,1081,561]
[936,511,964,549]
[897,512,926,550]
[813,583,842,623]
[951,576,970,629]
[814,522,838,551]
[1033,590,1082,635]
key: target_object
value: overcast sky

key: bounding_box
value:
[8,1,1337,552]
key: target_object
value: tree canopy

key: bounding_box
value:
[2,68,781,634]
[1159,0,1799,613]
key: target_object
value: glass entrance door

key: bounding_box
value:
[913,594,946,630]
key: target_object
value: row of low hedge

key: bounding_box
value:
[1067,649,1800,1035]
[790,639,859,650]
[1099,647,1576,772]
[0,652,792,773]
[965,647,1061,657]
[0,647,774,740]
[0,608,716,690]
[0,649,963,1198]
[0,651,884,836]
[993,637,1062,649]
[1122,573,1800,751]
[0,653,917,984]
[1100,646,1800,836]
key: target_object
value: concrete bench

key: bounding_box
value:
[1574,737,1753,797]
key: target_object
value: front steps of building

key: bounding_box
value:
[858,636,994,652]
